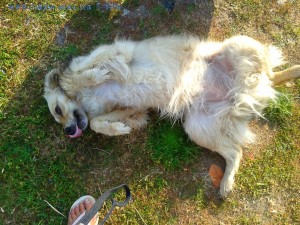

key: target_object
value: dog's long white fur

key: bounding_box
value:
[45,35,297,197]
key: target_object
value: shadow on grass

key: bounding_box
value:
[0,0,220,224]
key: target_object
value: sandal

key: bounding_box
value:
[69,195,98,225]
[70,184,131,225]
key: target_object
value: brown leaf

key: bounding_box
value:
[209,164,224,188]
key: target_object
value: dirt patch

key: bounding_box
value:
[244,120,278,161]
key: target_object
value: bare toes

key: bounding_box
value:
[68,198,97,225]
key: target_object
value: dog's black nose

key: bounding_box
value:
[65,126,76,135]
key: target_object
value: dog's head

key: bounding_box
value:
[44,69,88,138]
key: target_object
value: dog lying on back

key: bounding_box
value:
[44,35,300,197]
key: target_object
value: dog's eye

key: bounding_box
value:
[55,106,62,115]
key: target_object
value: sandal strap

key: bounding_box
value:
[72,210,85,225]
[75,184,131,225]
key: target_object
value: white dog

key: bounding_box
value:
[44,35,300,197]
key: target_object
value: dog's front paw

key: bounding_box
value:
[87,71,110,85]
[110,122,132,135]
[90,120,131,136]
[219,177,234,198]
[93,73,111,84]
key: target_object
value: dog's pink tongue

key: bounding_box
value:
[68,125,83,138]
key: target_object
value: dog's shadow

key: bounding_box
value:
[2,0,217,223]
[69,113,227,206]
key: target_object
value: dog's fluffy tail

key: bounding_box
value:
[271,65,300,85]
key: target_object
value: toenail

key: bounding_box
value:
[84,199,90,204]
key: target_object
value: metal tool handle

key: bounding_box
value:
[76,184,131,225]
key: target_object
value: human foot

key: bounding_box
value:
[68,196,98,225]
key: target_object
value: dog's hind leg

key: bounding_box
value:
[183,111,247,198]
[90,109,147,136]
[218,146,242,197]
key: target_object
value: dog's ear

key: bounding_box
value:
[44,68,60,91]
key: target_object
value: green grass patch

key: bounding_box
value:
[93,21,115,45]
[50,44,79,61]
[264,92,292,127]
[151,4,167,16]
[147,119,200,170]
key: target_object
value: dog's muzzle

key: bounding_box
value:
[65,110,88,138]
[65,124,83,138]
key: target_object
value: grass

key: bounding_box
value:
[147,118,200,170]
[50,44,79,61]
[0,0,299,224]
